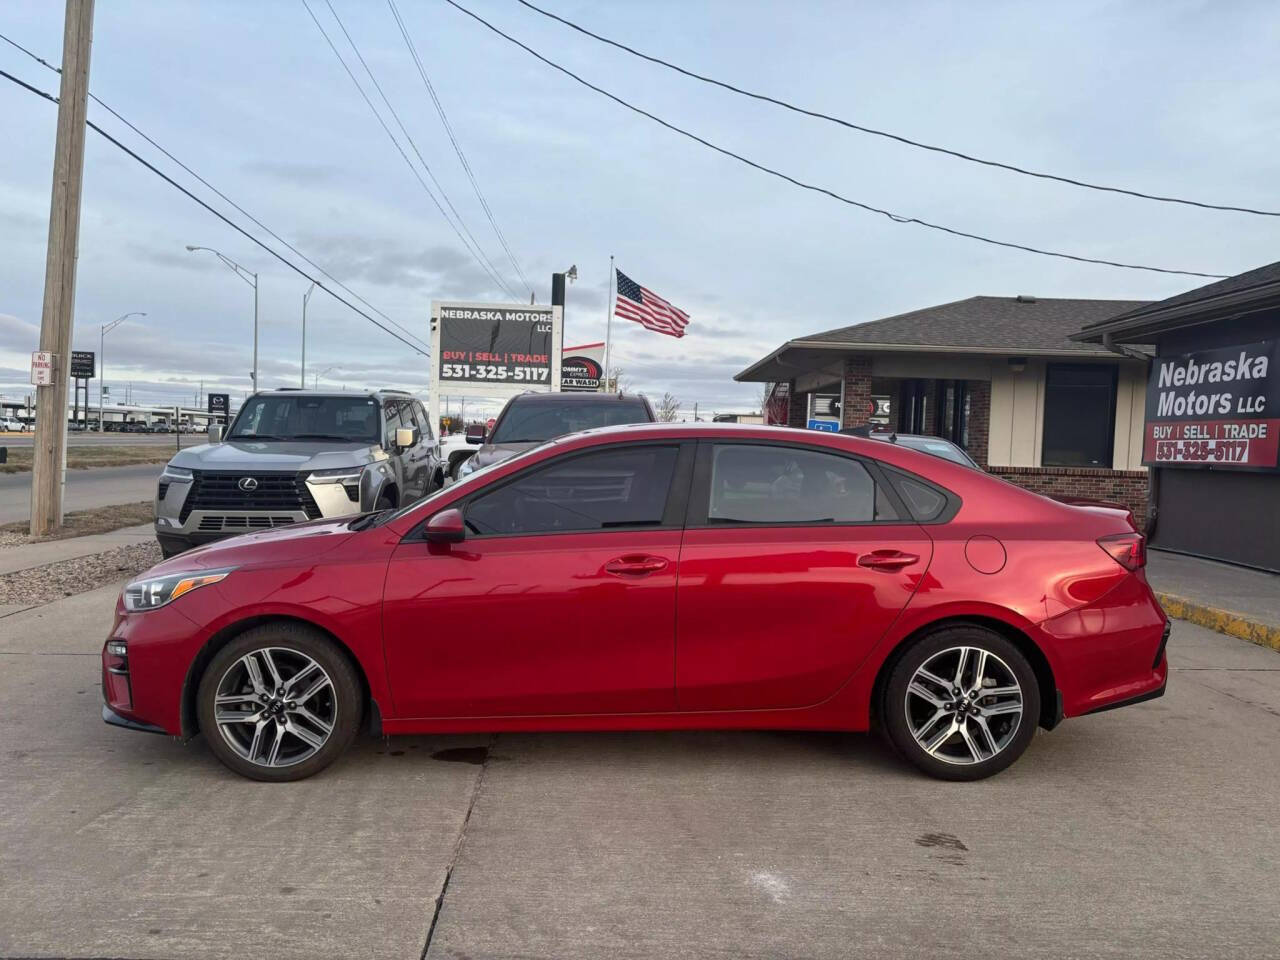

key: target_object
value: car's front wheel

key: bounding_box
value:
[883,626,1040,781]
[196,624,361,782]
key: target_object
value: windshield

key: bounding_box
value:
[490,399,650,444]
[890,435,979,468]
[229,395,380,443]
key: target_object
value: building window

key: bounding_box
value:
[1042,364,1117,467]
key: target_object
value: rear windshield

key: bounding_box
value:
[490,399,651,444]
[890,435,978,468]
[229,395,380,443]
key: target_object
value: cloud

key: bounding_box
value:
[242,160,345,185]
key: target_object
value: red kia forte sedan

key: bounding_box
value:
[103,423,1168,782]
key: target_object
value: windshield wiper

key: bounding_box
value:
[230,434,287,442]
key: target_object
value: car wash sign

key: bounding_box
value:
[1142,339,1278,470]
[436,303,553,386]
[561,342,604,392]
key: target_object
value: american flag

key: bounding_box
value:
[614,269,690,338]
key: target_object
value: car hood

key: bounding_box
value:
[470,441,537,469]
[149,516,358,574]
[168,440,381,473]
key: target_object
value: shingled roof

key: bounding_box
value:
[1074,259,1280,342]
[796,296,1149,354]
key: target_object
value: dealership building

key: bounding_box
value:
[738,295,1156,523]
[1074,261,1278,571]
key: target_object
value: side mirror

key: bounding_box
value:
[424,507,465,544]
[464,424,486,445]
[208,424,222,443]
[395,426,416,449]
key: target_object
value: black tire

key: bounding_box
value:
[197,623,362,782]
[160,542,183,560]
[375,489,397,511]
[882,625,1040,782]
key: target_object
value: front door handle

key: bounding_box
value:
[605,555,669,577]
[857,549,920,572]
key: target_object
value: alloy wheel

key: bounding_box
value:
[213,647,337,768]
[903,645,1024,765]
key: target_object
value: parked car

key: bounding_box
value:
[105,422,1167,782]
[434,431,479,487]
[456,391,656,480]
[152,388,440,558]
[1,416,26,432]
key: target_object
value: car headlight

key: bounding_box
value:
[123,568,234,612]
[307,466,366,484]
[161,464,193,482]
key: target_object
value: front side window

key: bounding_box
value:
[228,395,380,443]
[707,444,896,524]
[1042,364,1117,467]
[489,399,651,444]
[466,445,678,536]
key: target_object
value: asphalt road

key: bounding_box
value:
[0,463,162,524]
[0,585,1277,960]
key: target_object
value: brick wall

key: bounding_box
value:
[987,466,1150,528]
[966,379,991,468]
[840,356,873,430]
[786,381,807,428]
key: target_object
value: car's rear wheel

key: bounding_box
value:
[883,626,1039,781]
[196,624,361,782]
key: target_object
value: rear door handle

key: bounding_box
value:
[857,549,920,572]
[605,555,669,576]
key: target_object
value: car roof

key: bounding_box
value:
[505,391,649,404]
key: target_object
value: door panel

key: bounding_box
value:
[675,525,931,711]
[383,531,680,717]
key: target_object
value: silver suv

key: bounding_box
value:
[154,389,439,557]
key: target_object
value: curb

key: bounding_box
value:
[1156,592,1280,654]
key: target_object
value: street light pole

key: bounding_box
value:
[302,282,315,389]
[314,366,337,390]
[186,245,259,390]
[99,311,144,432]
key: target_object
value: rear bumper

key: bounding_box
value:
[1039,573,1170,719]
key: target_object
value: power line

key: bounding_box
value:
[441,0,1228,280]
[0,66,432,356]
[320,0,523,300]
[387,0,534,295]
[0,29,432,354]
[513,0,1280,219]
[301,0,521,300]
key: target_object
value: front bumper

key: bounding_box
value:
[102,703,167,735]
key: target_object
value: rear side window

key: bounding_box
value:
[466,445,678,536]
[707,444,897,524]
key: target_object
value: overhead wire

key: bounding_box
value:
[302,0,521,300]
[0,29,432,354]
[441,0,1228,280]
[387,0,534,296]
[0,66,432,356]
[512,0,1280,218]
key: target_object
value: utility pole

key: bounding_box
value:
[31,0,95,536]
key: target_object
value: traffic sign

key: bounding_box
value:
[807,419,839,432]
[30,351,55,386]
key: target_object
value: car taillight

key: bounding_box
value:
[1098,533,1145,571]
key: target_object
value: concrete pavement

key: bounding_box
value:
[0,463,162,524]
[1147,549,1280,651]
[0,522,154,576]
[1,580,1278,959]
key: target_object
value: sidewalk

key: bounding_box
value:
[1146,548,1280,652]
[0,523,154,577]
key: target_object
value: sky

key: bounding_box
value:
[2,0,1278,419]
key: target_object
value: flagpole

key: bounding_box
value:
[603,254,614,392]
